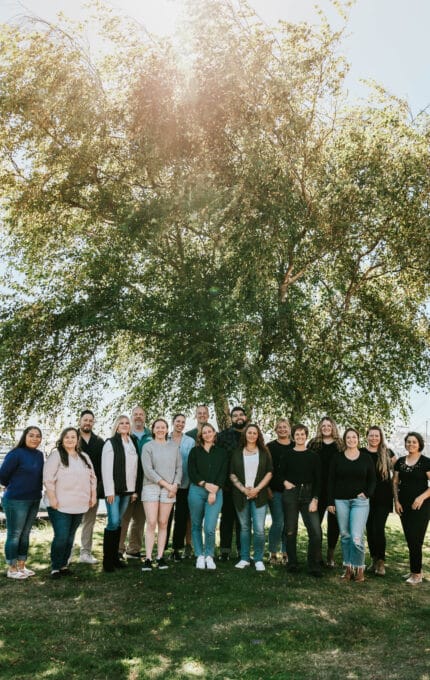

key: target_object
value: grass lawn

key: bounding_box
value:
[0,515,429,680]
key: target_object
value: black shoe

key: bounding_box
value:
[310,569,323,578]
[172,551,183,562]
[141,559,153,572]
[287,564,299,573]
[59,568,72,576]
[126,551,142,559]
[220,552,229,562]
[50,571,61,580]
[117,551,125,561]
[156,557,169,570]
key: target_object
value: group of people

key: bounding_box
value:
[1,405,429,585]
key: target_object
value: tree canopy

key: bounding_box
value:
[0,0,429,429]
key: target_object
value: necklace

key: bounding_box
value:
[244,447,258,455]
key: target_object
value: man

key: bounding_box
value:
[166,414,195,560]
[217,406,248,561]
[78,409,105,564]
[186,404,210,441]
[119,406,151,559]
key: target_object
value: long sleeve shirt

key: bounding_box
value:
[0,447,44,500]
[101,438,138,497]
[168,433,195,488]
[188,444,228,488]
[280,448,321,499]
[141,440,182,489]
[328,451,376,505]
[43,449,96,513]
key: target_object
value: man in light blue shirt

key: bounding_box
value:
[167,413,195,560]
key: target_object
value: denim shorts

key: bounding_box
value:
[141,484,176,503]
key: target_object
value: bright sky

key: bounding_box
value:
[1,0,429,432]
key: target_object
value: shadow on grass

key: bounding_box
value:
[0,518,429,680]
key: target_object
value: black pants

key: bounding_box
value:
[366,504,390,560]
[172,488,190,551]
[283,485,322,571]
[220,488,241,555]
[400,504,429,574]
[318,496,339,551]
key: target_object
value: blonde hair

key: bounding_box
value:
[111,414,131,438]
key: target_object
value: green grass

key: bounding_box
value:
[0,516,429,680]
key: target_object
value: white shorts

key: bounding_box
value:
[141,484,176,504]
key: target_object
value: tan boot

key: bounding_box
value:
[354,567,365,583]
[375,559,385,576]
[341,565,353,581]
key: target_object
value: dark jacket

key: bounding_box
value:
[230,448,273,511]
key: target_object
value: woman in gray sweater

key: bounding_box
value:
[141,418,182,570]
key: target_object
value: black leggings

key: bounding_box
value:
[366,504,390,560]
[400,504,429,574]
[318,498,339,551]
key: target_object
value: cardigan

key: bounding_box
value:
[230,448,273,511]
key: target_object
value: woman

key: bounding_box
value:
[168,414,195,561]
[44,427,96,579]
[393,431,430,585]
[328,428,376,582]
[0,426,44,579]
[101,415,139,572]
[361,426,396,576]
[281,424,322,577]
[141,418,182,571]
[230,423,273,572]
[188,423,228,570]
[267,418,292,565]
[308,417,343,567]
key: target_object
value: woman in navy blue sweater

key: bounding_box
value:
[0,426,44,579]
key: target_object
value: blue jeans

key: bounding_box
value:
[2,498,40,565]
[106,495,130,531]
[268,491,286,553]
[335,498,370,568]
[188,484,223,557]
[47,508,83,571]
[236,501,267,563]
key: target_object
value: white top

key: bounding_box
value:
[101,437,138,497]
[243,450,259,488]
[43,449,97,514]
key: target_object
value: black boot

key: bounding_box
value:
[113,528,126,569]
[103,529,116,573]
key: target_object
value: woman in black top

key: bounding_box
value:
[281,424,322,577]
[188,423,228,570]
[308,417,343,567]
[267,418,292,565]
[361,426,396,576]
[393,431,430,585]
[328,428,376,582]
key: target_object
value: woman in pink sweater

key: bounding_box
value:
[44,427,96,579]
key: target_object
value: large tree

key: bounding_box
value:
[0,0,429,429]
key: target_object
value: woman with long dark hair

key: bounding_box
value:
[308,417,343,567]
[230,423,273,572]
[188,423,228,570]
[101,415,139,572]
[44,427,96,579]
[361,426,396,576]
[0,426,44,579]
[393,431,430,585]
[328,428,376,582]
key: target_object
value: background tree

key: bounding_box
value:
[0,0,429,430]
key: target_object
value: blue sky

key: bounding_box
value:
[1,0,429,431]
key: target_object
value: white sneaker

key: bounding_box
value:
[255,561,265,572]
[406,574,423,585]
[196,555,206,570]
[19,566,36,576]
[79,553,98,564]
[205,556,216,570]
[235,560,251,569]
[7,569,28,580]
